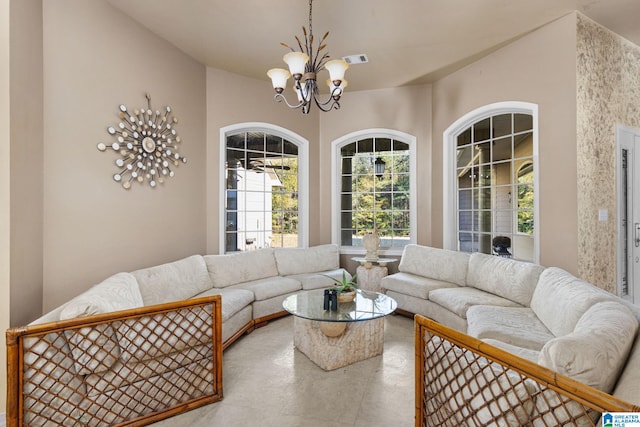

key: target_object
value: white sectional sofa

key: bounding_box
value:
[32,244,348,348]
[383,244,640,419]
[7,244,350,426]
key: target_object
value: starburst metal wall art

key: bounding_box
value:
[97,93,187,189]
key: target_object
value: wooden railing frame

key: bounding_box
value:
[415,314,640,426]
[6,295,223,427]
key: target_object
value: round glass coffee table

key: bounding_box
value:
[282,289,397,370]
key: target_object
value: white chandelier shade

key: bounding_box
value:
[324,59,349,83]
[283,52,310,78]
[267,68,291,94]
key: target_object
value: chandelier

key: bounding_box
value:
[267,0,349,114]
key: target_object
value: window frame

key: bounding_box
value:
[443,102,539,263]
[219,123,309,253]
[331,129,417,256]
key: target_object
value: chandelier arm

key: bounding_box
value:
[313,96,340,112]
[273,93,306,110]
[314,94,340,108]
[308,84,339,112]
[316,101,340,113]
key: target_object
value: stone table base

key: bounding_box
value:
[293,316,384,371]
[356,265,388,293]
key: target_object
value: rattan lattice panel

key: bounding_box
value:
[6,296,223,427]
[414,315,639,427]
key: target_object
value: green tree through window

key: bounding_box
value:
[339,137,411,248]
[517,163,534,234]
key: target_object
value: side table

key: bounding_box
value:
[352,257,398,293]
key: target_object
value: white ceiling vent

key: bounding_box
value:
[342,54,369,65]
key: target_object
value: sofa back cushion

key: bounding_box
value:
[398,245,469,286]
[466,253,544,306]
[133,255,213,305]
[59,272,143,375]
[613,320,640,405]
[273,244,339,276]
[538,301,638,393]
[60,272,143,319]
[530,267,616,337]
[116,307,212,364]
[204,248,278,288]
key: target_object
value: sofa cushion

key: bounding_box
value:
[60,272,143,319]
[381,272,459,300]
[425,335,537,426]
[193,287,254,322]
[467,305,554,351]
[398,244,470,286]
[204,249,278,288]
[530,267,616,337]
[429,287,521,319]
[84,344,210,399]
[59,272,143,375]
[613,331,640,405]
[115,307,213,364]
[466,253,544,306]
[286,269,350,290]
[481,339,540,363]
[273,244,339,276]
[538,301,638,394]
[229,276,301,301]
[132,255,213,306]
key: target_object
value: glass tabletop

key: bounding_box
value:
[282,289,397,322]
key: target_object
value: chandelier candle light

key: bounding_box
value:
[267,0,349,114]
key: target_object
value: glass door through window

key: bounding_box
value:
[455,112,535,261]
[224,131,300,252]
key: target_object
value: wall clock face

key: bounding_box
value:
[97,93,187,189]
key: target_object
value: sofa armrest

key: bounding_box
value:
[415,315,639,427]
[6,295,223,427]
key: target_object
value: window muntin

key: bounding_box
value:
[338,137,411,249]
[224,131,300,252]
[455,113,535,261]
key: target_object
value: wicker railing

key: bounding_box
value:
[6,295,223,427]
[415,315,639,427]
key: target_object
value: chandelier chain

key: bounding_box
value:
[308,0,313,38]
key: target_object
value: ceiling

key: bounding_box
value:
[105,0,640,92]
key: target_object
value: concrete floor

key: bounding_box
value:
[150,314,415,427]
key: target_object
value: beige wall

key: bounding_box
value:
[1,0,11,413]
[432,13,579,275]
[41,0,207,311]
[10,0,43,327]
[205,68,320,253]
[576,15,640,291]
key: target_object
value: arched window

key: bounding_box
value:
[443,102,538,262]
[220,123,308,253]
[332,129,416,254]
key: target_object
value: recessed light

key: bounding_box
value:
[342,54,368,65]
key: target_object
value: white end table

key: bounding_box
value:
[352,257,398,293]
